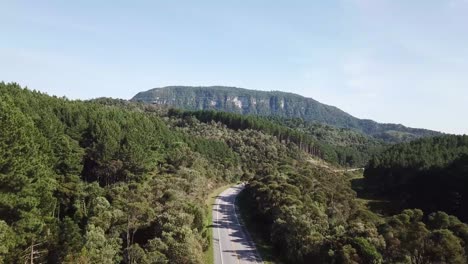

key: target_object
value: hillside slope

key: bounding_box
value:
[364,135,468,221]
[2,82,467,264]
[132,86,442,143]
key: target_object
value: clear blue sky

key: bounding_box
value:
[1,0,467,134]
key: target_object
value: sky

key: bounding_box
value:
[1,0,467,134]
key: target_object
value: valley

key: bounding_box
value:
[2,1,466,263]
[1,82,467,264]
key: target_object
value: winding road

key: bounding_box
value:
[212,184,263,264]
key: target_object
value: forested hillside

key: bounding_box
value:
[167,109,385,167]
[132,86,441,143]
[245,171,468,263]
[364,135,468,221]
[1,82,466,264]
[0,82,286,263]
[266,116,386,167]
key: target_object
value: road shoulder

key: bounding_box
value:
[204,184,233,264]
[236,187,282,264]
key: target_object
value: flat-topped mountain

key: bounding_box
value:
[132,86,442,142]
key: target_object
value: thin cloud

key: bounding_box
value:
[449,0,468,7]
[341,0,389,10]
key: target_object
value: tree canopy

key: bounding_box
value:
[0,82,466,264]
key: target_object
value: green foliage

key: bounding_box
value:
[0,94,57,263]
[246,162,360,263]
[351,237,382,264]
[0,82,464,264]
[267,116,388,166]
[365,135,468,221]
[168,108,376,166]
[168,109,326,159]
[83,224,122,264]
[57,217,84,261]
[0,83,240,263]
[380,209,467,264]
[246,168,468,264]
[0,221,15,264]
[189,138,239,167]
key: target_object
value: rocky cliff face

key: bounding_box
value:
[132,86,353,122]
[132,86,442,142]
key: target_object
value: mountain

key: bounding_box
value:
[132,86,442,143]
[3,82,467,264]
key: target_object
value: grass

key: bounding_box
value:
[350,171,400,217]
[203,183,233,264]
[235,189,282,264]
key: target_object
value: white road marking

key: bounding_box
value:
[232,188,262,264]
[214,185,263,264]
[216,199,224,264]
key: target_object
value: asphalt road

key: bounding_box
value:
[212,184,263,264]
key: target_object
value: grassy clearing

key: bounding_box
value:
[350,171,399,216]
[236,189,282,264]
[203,184,233,264]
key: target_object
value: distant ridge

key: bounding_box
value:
[132,86,442,142]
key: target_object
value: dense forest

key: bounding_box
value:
[232,136,468,264]
[244,168,468,263]
[0,82,245,263]
[364,135,468,221]
[266,116,387,167]
[0,82,310,263]
[167,109,385,167]
[1,82,467,264]
[132,86,441,143]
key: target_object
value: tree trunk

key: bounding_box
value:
[30,240,34,264]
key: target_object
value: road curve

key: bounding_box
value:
[212,184,263,264]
